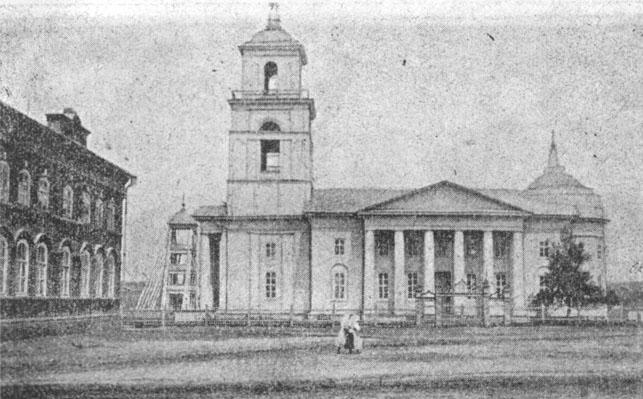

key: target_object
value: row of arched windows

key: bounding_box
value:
[0,235,116,299]
[0,160,117,230]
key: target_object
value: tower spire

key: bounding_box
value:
[547,130,561,169]
[267,2,281,30]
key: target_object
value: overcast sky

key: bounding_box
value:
[1,0,641,282]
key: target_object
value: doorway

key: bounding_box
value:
[169,294,183,311]
[435,271,453,315]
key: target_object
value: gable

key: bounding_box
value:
[360,181,527,215]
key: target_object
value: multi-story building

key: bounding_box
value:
[0,102,135,320]
[161,6,607,321]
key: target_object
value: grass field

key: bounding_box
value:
[1,325,641,398]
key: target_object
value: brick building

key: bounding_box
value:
[0,102,135,319]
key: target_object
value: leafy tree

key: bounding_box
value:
[532,226,612,316]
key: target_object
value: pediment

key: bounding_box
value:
[360,181,527,215]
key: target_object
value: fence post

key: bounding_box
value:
[331,301,336,328]
[540,303,545,324]
[289,304,294,327]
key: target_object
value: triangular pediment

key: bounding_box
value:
[360,181,527,215]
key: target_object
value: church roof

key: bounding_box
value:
[305,188,410,214]
[239,3,308,64]
[168,204,197,226]
[527,131,591,192]
[192,204,228,218]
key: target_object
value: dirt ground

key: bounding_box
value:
[1,325,641,398]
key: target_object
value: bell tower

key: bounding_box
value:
[227,3,315,216]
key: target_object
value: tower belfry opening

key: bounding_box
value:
[264,61,278,92]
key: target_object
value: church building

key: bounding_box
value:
[161,6,608,321]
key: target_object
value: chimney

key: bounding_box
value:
[46,107,91,146]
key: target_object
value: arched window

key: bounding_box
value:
[106,199,116,231]
[80,191,91,224]
[80,250,90,297]
[35,243,48,296]
[263,61,278,92]
[331,265,347,300]
[103,253,115,298]
[17,170,31,206]
[60,247,71,297]
[0,236,8,295]
[95,198,104,228]
[16,240,29,295]
[0,159,9,204]
[92,252,103,297]
[62,185,74,219]
[260,121,281,131]
[37,175,50,210]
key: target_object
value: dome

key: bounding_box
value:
[527,132,591,192]
[527,168,590,191]
[239,3,307,65]
[248,27,297,44]
[168,205,196,226]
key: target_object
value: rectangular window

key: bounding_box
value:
[539,275,546,290]
[260,140,280,172]
[495,273,507,298]
[334,238,345,255]
[466,273,477,294]
[597,243,603,259]
[539,240,550,257]
[265,242,276,258]
[190,271,197,286]
[169,272,185,286]
[435,233,452,257]
[407,272,418,299]
[265,271,277,298]
[378,272,389,299]
[170,253,186,265]
[333,271,346,300]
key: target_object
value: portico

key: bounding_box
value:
[358,181,528,319]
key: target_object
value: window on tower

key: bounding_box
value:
[264,61,278,93]
[261,140,280,173]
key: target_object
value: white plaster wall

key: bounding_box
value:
[230,108,311,132]
[310,218,363,314]
[225,231,251,311]
[241,55,301,92]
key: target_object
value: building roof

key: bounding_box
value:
[192,204,228,218]
[238,4,307,64]
[527,132,591,192]
[305,188,411,214]
[168,205,197,226]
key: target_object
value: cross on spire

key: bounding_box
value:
[267,2,281,30]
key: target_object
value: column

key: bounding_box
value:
[423,230,435,316]
[199,232,213,310]
[512,232,525,316]
[453,231,465,310]
[219,231,228,312]
[363,230,375,317]
[483,230,494,294]
[423,231,435,294]
[394,230,406,315]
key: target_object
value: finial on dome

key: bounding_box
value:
[267,2,281,30]
[547,130,560,169]
[181,193,186,210]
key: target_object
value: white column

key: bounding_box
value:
[483,230,494,294]
[394,230,406,314]
[453,231,465,287]
[453,231,465,311]
[512,232,525,315]
[219,231,228,312]
[363,230,375,316]
[199,233,213,310]
[423,230,435,294]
